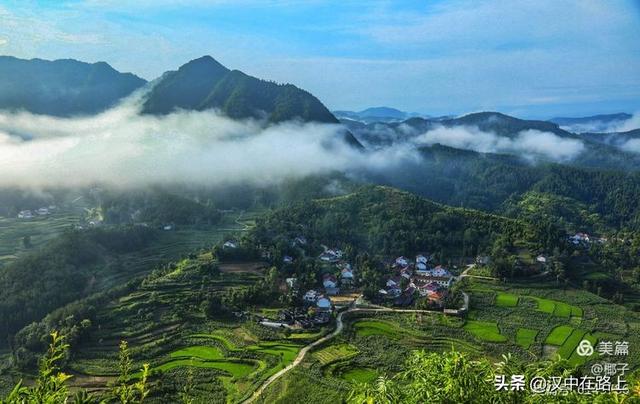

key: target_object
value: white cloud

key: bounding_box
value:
[614,112,640,133]
[621,139,640,153]
[0,96,418,189]
[413,125,584,162]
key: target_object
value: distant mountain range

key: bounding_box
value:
[550,113,631,126]
[549,113,632,133]
[342,111,640,170]
[0,56,146,116]
[333,107,434,123]
[1,55,637,153]
[340,111,575,144]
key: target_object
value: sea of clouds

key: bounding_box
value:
[0,95,418,189]
[4,92,625,190]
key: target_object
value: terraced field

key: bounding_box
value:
[340,367,377,383]
[495,292,518,307]
[353,320,402,338]
[64,253,310,402]
[313,343,359,365]
[0,212,81,264]
[463,320,507,343]
[515,328,538,349]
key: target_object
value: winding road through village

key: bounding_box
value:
[244,264,483,403]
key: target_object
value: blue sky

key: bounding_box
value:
[0,0,639,118]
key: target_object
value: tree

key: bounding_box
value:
[4,332,151,403]
[111,340,150,404]
[22,235,32,249]
[347,349,640,404]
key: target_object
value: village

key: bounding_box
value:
[218,235,461,331]
[216,228,612,333]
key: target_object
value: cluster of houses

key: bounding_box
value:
[259,287,332,330]
[259,305,330,329]
[280,246,356,326]
[380,254,454,307]
[17,206,56,219]
[569,232,607,246]
[276,307,331,328]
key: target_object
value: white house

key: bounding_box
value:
[395,256,409,267]
[17,210,33,219]
[303,290,319,303]
[323,274,337,288]
[476,255,491,265]
[400,268,412,279]
[36,207,50,216]
[283,255,294,264]
[432,265,451,277]
[286,277,297,289]
[386,278,398,287]
[223,240,238,249]
[416,262,428,271]
[569,233,590,245]
[416,254,429,264]
[319,250,340,262]
[294,236,307,246]
[536,255,547,263]
[341,267,354,281]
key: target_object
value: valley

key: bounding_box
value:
[3,185,640,402]
[1,9,640,400]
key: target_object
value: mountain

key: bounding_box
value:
[142,56,362,147]
[253,185,538,257]
[549,113,632,133]
[580,128,640,149]
[143,56,336,124]
[344,112,577,147]
[333,106,427,123]
[345,111,640,170]
[550,113,631,126]
[359,107,408,119]
[355,143,640,232]
[443,112,571,138]
[0,56,146,116]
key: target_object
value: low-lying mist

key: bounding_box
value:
[1,92,613,192]
[0,97,419,190]
[557,112,640,134]
[411,126,585,162]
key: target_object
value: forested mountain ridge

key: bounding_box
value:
[250,185,551,258]
[142,55,362,147]
[443,111,572,138]
[0,56,146,116]
[364,144,640,233]
[142,56,337,124]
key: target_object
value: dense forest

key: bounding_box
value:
[0,226,157,341]
[370,145,640,232]
[251,185,557,258]
[142,56,339,124]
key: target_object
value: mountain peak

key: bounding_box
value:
[178,55,229,74]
